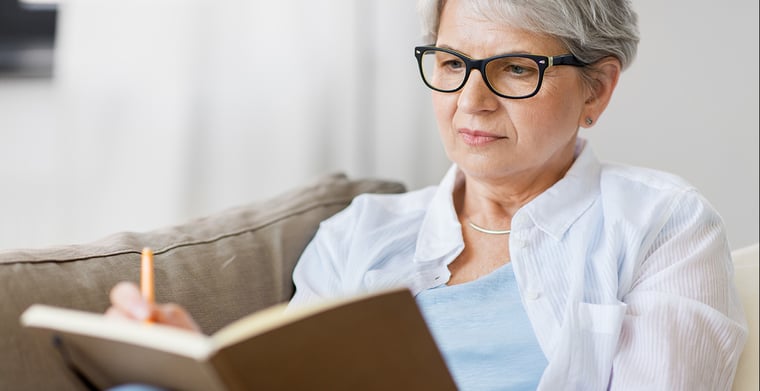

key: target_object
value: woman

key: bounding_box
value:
[109,0,748,389]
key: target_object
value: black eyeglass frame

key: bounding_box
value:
[414,45,587,99]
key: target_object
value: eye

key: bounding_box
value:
[489,57,538,79]
[441,58,465,70]
[432,51,466,73]
[506,64,526,75]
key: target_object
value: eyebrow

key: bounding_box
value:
[434,44,532,58]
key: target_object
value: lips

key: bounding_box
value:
[457,128,506,146]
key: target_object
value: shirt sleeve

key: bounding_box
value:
[610,189,748,390]
[287,202,357,310]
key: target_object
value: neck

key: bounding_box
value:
[454,151,576,226]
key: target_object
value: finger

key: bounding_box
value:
[154,303,202,333]
[104,306,132,320]
[109,281,150,321]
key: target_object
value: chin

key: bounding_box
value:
[453,155,507,179]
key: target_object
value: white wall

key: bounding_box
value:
[585,0,759,250]
[0,0,757,250]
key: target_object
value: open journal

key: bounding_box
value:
[21,288,456,391]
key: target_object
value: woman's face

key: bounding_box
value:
[433,0,591,185]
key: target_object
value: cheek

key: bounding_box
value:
[522,86,585,131]
[542,77,587,118]
[431,93,455,131]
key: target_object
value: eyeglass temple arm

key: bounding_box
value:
[549,55,587,67]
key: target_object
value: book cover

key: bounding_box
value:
[21,288,457,391]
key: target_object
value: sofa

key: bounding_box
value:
[3,173,757,391]
[0,173,406,391]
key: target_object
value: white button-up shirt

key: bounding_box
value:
[291,139,747,390]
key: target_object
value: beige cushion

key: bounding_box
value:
[732,243,759,391]
[0,173,405,391]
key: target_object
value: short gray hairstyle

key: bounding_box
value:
[418,0,640,70]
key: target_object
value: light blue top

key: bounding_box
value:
[291,138,745,390]
[416,263,547,391]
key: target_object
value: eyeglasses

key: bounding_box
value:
[414,45,586,99]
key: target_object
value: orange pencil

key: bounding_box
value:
[140,247,155,323]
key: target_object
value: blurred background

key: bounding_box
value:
[0,0,757,251]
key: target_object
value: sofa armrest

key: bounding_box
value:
[0,173,405,391]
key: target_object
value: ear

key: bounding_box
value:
[579,56,621,128]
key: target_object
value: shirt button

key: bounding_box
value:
[525,291,541,300]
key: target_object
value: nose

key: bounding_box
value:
[457,69,499,113]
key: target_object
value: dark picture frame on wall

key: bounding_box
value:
[0,0,57,78]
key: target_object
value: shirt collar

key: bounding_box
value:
[519,138,601,241]
[413,138,602,262]
[414,164,464,263]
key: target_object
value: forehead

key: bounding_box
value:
[437,0,565,56]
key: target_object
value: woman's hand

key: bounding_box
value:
[106,281,201,333]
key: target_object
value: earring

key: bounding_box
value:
[585,117,593,126]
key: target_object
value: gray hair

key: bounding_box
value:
[417,0,640,71]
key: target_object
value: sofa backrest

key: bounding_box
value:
[732,243,759,391]
[0,173,405,391]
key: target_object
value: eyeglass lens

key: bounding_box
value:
[419,49,542,98]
